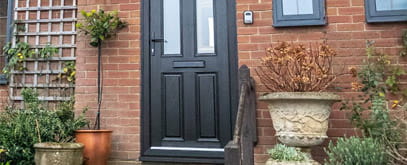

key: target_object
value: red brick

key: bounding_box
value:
[327,0,350,7]
[71,0,407,164]
[337,23,364,31]
[338,7,364,15]
[328,16,352,23]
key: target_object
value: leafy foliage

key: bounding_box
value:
[58,61,76,83]
[0,88,88,164]
[325,137,388,165]
[2,42,58,77]
[341,42,407,164]
[76,9,126,47]
[256,41,339,92]
[267,144,309,162]
[400,30,407,57]
[342,44,404,142]
[2,42,34,75]
[38,44,59,58]
[0,149,8,164]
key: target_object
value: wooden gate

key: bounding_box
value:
[225,65,257,165]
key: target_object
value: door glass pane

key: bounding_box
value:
[283,0,313,15]
[376,0,407,11]
[197,0,215,54]
[164,0,181,54]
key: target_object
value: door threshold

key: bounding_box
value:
[140,156,224,164]
[150,146,224,152]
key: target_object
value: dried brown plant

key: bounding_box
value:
[256,42,338,92]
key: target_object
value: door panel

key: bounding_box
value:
[142,0,235,162]
[163,73,183,139]
[197,73,218,139]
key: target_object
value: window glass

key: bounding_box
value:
[163,0,181,54]
[376,0,407,11]
[196,0,215,54]
[0,0,8,58]
[282,0,313,15]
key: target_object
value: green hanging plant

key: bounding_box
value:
[2,42,35,76]
[38,44,59,58]
[76,9,126,47]
[58,61,76,83]
[2,42,59,77]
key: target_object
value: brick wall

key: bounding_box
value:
[75,0,141,164]
[74,0,407,164]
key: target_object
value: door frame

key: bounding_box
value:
[140,0,238,163]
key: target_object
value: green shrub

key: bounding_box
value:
[0,88,88,165]
[342,44,403,142]
[76,9,126,47]
[267,144,309,162]
[325,137,388,165]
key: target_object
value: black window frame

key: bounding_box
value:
[272,0,326,27]
[365,0,407,23]
[0,0,14,85]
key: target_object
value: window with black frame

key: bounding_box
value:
[272,0,326,27]
[365,0,407,23]
[0,0,11,84]
[0,0,8,71]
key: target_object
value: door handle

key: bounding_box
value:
[151,38,167,43]
[151,38,166,56]
[151,32,166,56]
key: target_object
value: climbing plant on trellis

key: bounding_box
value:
[9,0,77,108]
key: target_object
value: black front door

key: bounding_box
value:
[141,0,237,163]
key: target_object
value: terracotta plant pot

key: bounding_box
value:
[259,92,340,147]
[34,142,84,165]
[75,130,112,165]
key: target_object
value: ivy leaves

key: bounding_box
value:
[38,45,58,59]
[58,61,76,83]
[2,42,59,77]
[2,42,35,75]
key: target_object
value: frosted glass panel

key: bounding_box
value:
[376,0,407,11]
[282,0,313,15]
[164,0,181,54]
[197,0,215,54]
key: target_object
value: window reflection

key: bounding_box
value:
[197,0,215,54]
[0,0,8,68]
[164,0,181,54]
[282,0,313,15]
[376,0,407,11]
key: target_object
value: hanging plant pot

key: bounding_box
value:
[75,130,112,165]
[34,142,84,165]
[260,92,340,147]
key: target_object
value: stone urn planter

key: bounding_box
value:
[259,92,340,148]
[34,142,84,165]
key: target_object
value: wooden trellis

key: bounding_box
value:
[10,0,77,107]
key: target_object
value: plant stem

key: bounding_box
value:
[95,39,102,130]
[35,119,41,143]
